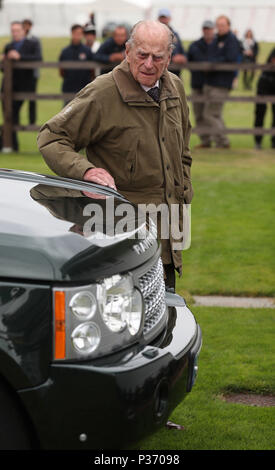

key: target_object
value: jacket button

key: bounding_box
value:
[166,164,170,170]
[162,137,165,142]
[168,193,171,198]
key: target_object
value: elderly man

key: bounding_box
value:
[37,20,193,289]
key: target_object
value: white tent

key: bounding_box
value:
[0,0,275,41]
[0,0,151,37]
[148,0,275,42]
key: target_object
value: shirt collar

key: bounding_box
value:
[112,60,180,103]
[140,80,159,92]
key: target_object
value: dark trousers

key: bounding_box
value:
[163,263,176,291]
[29,77,37,124]
[0,99,23,151]
[243,69,255,90]
[242,58,256,90]
[254,75,275,147]
[12,100,24,151]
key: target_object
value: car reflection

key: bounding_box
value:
[0,284,50,385]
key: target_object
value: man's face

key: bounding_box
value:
[113,27,128,46]
[11,23,25,42]
[85,33,96,46]
[216,18,230,36]
[126,30,171,88]
[203,27,214,43]
[71,27,83,45]
[158,16,170,26]
[22,22,31,34]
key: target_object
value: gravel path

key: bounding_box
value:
[193,295,275,308]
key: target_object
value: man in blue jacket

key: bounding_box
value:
[202,15,240,148]
[94,25,128,74]
[59,24,94,105]
[188,20,215,148]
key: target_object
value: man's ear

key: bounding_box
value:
[125,44,131,63]
[166,53,172,68]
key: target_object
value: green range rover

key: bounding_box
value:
[0,168,201,450]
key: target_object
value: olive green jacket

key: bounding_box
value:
[37,59,193,271]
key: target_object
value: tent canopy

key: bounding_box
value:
[0,0,274,41]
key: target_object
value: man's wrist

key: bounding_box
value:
[83,166,96,180]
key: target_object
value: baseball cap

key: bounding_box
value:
[202,20,215,29]
[158,8,171,18]
[84,23,96,34]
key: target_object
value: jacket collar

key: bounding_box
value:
[112,59,180,104]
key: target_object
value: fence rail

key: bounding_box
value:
[1,59,275,151]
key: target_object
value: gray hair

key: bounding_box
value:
[126,20,175,53]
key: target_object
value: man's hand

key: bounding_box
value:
[7,50,21,60]
[172,54,187,64]
[83,167,117,190]
[109,52,125,62]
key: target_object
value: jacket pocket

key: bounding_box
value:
[114,136,139,189]
[175,186,185,203]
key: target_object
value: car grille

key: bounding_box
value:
[139,257,167,335]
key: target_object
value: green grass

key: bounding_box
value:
[139,306,275,450]
[177,148,275,297]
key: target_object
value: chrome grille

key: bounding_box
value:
[139,257,167,335]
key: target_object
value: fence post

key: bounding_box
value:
[2,58,13,153]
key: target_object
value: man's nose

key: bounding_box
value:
[144,55,154,68]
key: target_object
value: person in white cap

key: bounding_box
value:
[158,8,187,76]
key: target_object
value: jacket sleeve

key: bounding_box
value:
[187,43,195,61]
[93,39,113,63]
[37,86,104,180]
[182,116,193,204]
[20,39,42,61]
[172,32,186,56]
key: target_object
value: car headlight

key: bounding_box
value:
[98,274,143,336]
[53,275,144,361]
[71,322,101,354]
[69,291,97,321]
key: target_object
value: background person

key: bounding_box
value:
[202,15,240,149]
[188,20,215,148]
[158,8,187,77]
[94,25,128,74]
[59,24,94,106]
[0,21,41,151]
[37,20,193,290]
[84,24,100,53]
[254,48,275,150]
[22,19,42,125]
[241,29,259,90]
[84,24,100,81]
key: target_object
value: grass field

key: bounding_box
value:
[0,37,274,451]
[138,306,275,450]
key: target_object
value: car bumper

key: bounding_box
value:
[18,294,202,449]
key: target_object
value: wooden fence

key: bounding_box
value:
[1,59,275,152]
